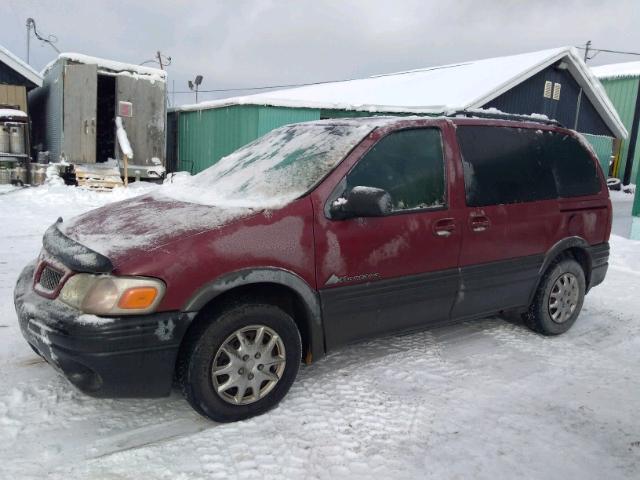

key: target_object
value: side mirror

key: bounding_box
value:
[330,186,392,219]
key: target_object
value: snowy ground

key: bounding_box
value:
[0,183,638,479]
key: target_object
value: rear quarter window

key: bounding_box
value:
[544,132,602,198]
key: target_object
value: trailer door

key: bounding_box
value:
[63,63,97,163]
[116,76,166,166]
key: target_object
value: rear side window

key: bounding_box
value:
[457,126,557,206]
[346,128,445,211]
[457,126,601,207]
[544,133,601,197]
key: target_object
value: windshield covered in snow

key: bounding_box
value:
[162,122,375,208]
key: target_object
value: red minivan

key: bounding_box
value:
[14,113,611,422]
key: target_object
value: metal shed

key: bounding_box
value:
[168,47,626,176]
[29,53,167,177]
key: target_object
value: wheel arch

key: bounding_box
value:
[529,236,593,304]
[181,268,325,363]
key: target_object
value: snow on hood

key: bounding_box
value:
[60,193,254,258]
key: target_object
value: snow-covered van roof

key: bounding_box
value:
[42,52,166,82]
[176,46,627,139]
[0,44,43,88]
[591,61,640,81]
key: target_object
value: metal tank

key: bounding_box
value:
[30,163,47,185]
[0,126,10,153]
[9,125,25,154]
[0,165,10,184]
[12,163,28,184]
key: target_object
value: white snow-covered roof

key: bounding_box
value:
[591,61,640,80]
[176,46,627,138]
[0,109,27,118]
[42,52,166,82]
[0,44,43,88]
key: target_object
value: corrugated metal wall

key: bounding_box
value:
[177,105,319,173]
[257,106,318,135]
[583,134,614,173]
[597,77,640,181]
[28,59,64,161]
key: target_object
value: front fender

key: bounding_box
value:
[182,268,325,361]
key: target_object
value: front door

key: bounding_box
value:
[63,63,97,163]
[315,126,463,349]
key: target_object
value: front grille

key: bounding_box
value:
[39,265,64,292]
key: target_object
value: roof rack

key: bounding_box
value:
[449,109,564,127]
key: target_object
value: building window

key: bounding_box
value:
[543,81,553,98]
[552,82,562,100]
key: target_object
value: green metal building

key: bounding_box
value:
[590,62,640,240]
[590,62,640,183]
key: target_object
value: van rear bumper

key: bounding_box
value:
[587,242,609,290]
[14,261,193,398]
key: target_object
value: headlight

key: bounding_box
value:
[59,274,166,315]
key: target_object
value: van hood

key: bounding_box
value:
[59,193,256,261]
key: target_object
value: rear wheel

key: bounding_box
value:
[525,258,586,335]
[177,303,301,422]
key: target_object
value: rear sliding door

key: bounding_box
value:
[452,125,561,319]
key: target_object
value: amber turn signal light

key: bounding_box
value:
[117,287,159,310]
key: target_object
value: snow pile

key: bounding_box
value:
[115,117,133,159]
[162,120,382,209]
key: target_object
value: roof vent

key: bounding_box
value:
[552,82,562,100]
[543,81,553,98]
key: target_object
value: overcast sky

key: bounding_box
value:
[2,0,640,105]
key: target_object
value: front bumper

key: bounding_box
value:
[14,261,193,398]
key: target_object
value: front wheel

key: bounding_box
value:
[525,258,586,336]
[178,303,302,422]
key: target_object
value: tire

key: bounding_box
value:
[177,302,302,422]
[607,177,621,191]
[525,258,586,336]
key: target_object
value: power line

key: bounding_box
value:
[171,77,357,94]
[575,44,640,61]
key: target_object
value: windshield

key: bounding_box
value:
[162,122,375,208]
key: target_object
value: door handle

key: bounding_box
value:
[433,218,456,237]
[469,215,491,232]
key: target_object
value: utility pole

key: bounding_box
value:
[156,50,164,70]
[26,19,32,64]
[583,40,591,63]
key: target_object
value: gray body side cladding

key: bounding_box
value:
[182,268,325,361]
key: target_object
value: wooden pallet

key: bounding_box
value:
[75,164,123,191]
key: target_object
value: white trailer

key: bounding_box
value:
[29,53,167,179]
